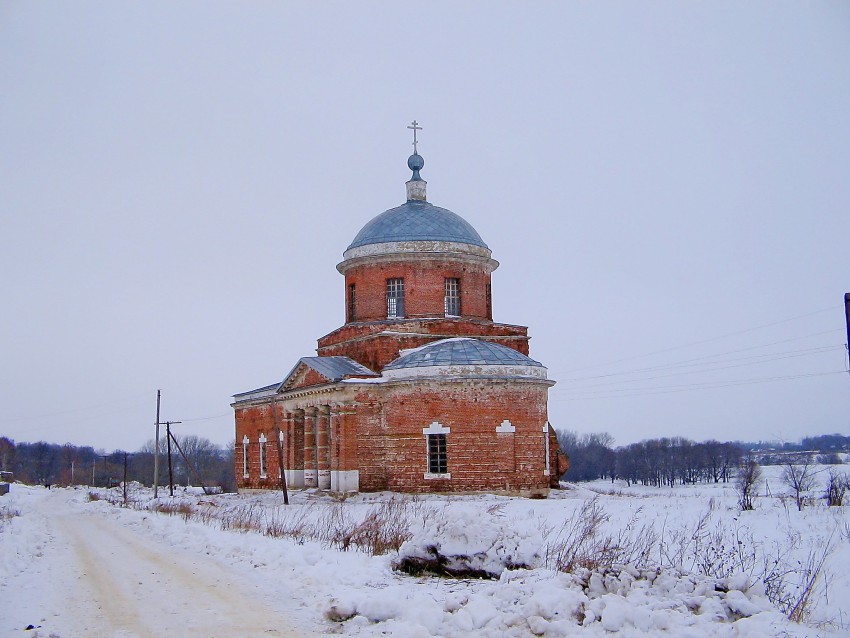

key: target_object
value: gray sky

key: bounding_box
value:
[2,2,849,452]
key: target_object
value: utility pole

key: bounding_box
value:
[271,398,289,505]
[70,460,75,485]
[165,421,182,496]
[123,452,129,505]
[844,293,850,375]
[154,390,161,498]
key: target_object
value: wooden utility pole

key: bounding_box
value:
[168,429,211,496]
[272,398,289,505]
[844,293,850,375]
[165,421,181,496]
[154,390,161,498]
[123,452,128,505]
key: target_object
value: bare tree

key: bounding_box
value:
[736,457,762,511]
[781,454,818,511]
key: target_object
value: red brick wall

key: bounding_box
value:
[344,258,491,322]
[354,381,551,494]
[234,378,552,496]
[234,404,278,490]
[318,318,530,372]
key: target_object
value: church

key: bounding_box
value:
[233,125,562,495]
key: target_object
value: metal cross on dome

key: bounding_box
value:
[408,120,422,154]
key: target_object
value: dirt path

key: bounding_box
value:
[29,492,312,638]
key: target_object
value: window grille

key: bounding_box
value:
[386,278,405,318]
[348,284,356,322]
[427,433,448,474]
[485,283,492,320]
[444,278,461,316]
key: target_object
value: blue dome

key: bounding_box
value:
[347,200,488,251]
[384,338,542,370]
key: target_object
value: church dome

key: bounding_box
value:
[382,338,547,380]
[347,200,488,251]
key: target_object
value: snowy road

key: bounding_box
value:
[2,488,313,637]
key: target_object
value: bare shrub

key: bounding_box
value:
[824,470,848,507]
[764,537,834,623]
[343,497,414,555]
[660,511,757,579]
[86,491,101,502]
[545,498,653,572]
[0,503,20,530]
[153,500,195,520]
[735,459,762,511]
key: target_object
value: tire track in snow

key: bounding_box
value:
[39,494,309,638]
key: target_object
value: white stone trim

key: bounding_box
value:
[304,469,317,487]
[318,469,331,490]
[284,469,304,489]
[543,422,551,476]
[330,470,359,492]
[424,473,452,480]
[342,240,493,261]
[496,419,516,433]
[384,363,548,381]
[242,435,250,478]
[423,421,451,435]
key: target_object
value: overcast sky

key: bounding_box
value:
[2,2,849,452]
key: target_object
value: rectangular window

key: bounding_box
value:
[427,433,448,474]
[387,278,405,318]
[242,437,249,477]
[259,434,268,478]
[348,284,356,322]
[444,278,461,316]
[485,283,492,320]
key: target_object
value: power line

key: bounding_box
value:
[553,369,846,400]
[554,345,844,391]
[553,329,844,381]
[0,391,151,425]
[557,306,836,375]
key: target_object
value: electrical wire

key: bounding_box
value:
[553,345,843,391]
[552,328,844,381]
[553,369,846,400]
[556,306,837,375]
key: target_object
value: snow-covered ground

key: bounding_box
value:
[1,466,848,637]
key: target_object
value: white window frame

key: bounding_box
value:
[259,433,268,478]
[423,421,451,479]
[242,435,250,478]
[543,422,551,476]
[387,278,405,318]
[444,277,461,316]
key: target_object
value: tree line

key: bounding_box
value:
[556,430,848,487]
[0,435,235,492]
[557,431,742,486]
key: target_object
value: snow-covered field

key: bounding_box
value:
[1,466,848,637]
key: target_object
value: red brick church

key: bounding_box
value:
[233,128,561,495]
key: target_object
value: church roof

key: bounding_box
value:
[384,338,542,370]
[291,356,376,383]
[347,200,488,251]
[233,356,377,402]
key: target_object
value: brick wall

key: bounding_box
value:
[343,258,492,322]
[318,318,530,372]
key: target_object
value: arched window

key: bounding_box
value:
[259,433,268,478]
